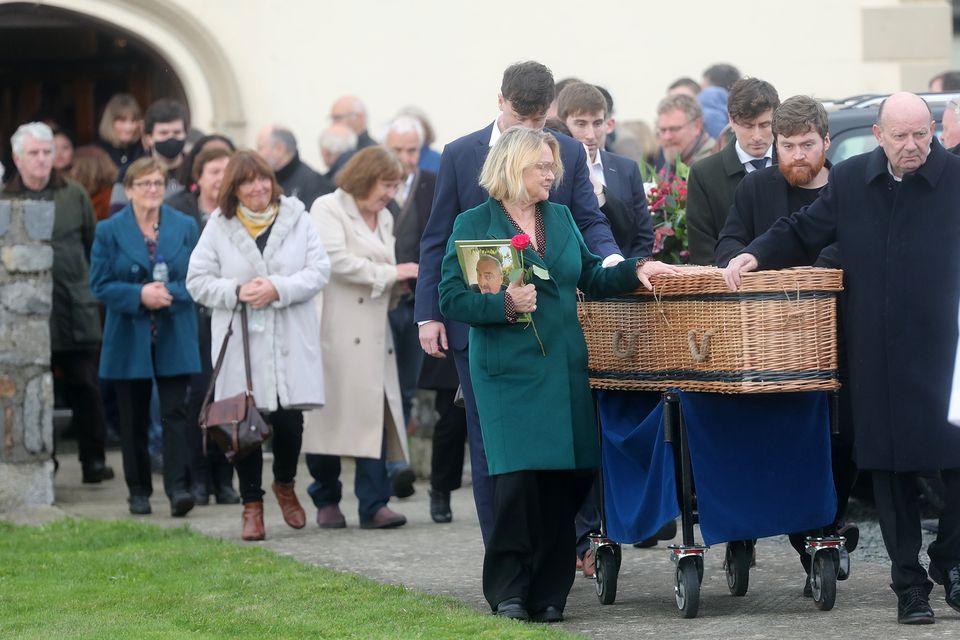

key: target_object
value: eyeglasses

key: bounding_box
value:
[528,162,559,176]
[656,120,694,136]
[132,180,166,191]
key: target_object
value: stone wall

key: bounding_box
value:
[0,199,55,510]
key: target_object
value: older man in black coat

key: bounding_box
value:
[724,92,960,626]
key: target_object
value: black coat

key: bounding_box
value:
[715,163,838,268]
[685,139,747,265]
[745,140,960,472]
[275,153,333,210]
[599,150,654,258]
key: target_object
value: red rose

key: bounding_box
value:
[511,233,530,250]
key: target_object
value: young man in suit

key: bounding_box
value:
[715,97,860,598]
[557,82,654,259]
[415,60,622,545]
[685,78,779,265]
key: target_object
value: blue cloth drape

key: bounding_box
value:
[598,390,837,546]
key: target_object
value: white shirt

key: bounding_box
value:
[396,172,415,207]
[735,141,773,173]
[589,146,606,188]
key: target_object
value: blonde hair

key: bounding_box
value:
[479,127,563,202]
[98,94,143,147]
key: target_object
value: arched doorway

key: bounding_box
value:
[0,0,245,175]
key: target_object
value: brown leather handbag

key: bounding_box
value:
[199,303,271,463]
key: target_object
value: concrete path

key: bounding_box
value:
[15,450,960,639]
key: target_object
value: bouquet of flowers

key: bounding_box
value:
[641,159,690,265]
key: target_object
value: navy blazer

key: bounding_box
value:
[90,204,201,379]
[599,150,654,258]
[415,122,620,350]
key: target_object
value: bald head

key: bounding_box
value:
[330,95,368,135]
[873,92,936,177]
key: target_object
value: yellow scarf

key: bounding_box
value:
[236,203,278,238]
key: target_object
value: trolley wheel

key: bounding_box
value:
[811,552,837,611]
[675,558,701,619]
[725,541,751,597]
[595,545,620,605]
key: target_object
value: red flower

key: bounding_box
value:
[511,233,530,251]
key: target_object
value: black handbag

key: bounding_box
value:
[199,302,271,463]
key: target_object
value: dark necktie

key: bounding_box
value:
[749,158,767,172]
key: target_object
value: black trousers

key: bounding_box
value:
[788,435,859,573]
[114,375,190,499]
[234,408,303,504]
[872,468,960,596]
[430,389,467,492]
[483,469,594,612]
[52,350,106,467]
[185,312,233,493]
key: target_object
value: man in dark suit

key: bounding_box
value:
[715,96,858,597]
[255,125,333,210]
[725,92,960,626]
[383,115,438,500]
[557,82,654,258]
[685,78,780,264]
[415,61,622,545]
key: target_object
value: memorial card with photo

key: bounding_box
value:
[454,239,536,327]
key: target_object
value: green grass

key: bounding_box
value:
[0,519,579,640]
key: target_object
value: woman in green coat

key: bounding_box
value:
[438,127,676,622]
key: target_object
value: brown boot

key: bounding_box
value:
[272,481,306,529]
[241,502,265,541]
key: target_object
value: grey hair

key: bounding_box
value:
[269,126,298,153]
[11,122,54,156]
[952,99,960,117]
[383,115,424,146]
[318,127,358,155]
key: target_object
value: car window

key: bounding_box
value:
[829,130,878,164]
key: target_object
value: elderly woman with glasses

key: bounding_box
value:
[89,157,201,518]
[438,126,677,623]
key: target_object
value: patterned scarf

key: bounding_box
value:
[236,203,278,238]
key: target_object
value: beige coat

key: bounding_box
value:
[302,189,408,462]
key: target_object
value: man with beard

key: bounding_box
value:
[686,78,779,265]
[724,92,960,625]
[715,96,859,596]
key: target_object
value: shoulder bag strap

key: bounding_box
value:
[199,302,241,425]
[239,302,254,393]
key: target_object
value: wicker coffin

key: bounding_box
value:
[578,266,843,393]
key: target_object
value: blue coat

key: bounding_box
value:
[415,122,620,350]
[744,140,960,473]
[90,204,201,379]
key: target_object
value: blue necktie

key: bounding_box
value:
[749,158,767,172]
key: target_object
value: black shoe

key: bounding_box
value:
[803,574,812,598]
[837,522,860,553]
[429,489,452,523]
[82,462,115,484]
[190,484,210,506]
[170,491,195,517]
[215,485,241,505]
[128,495,151,515]
[929,562,960,614]
[391,467,416,498]
[494,597,529,621]
[897,586,935,625]
[530,605,563,623]
[656,519,678,540]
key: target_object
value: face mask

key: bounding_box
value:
[153,137,185,159]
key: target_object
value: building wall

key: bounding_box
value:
[12,0,954,169]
